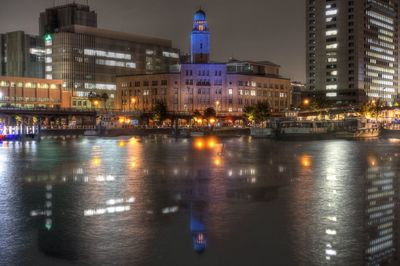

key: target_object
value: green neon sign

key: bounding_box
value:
[44,34,53,42]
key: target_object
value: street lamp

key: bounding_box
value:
[131,97,136,111]
[215,100,220,117]
[303,99,310,106]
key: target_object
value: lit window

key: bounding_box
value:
[326,85,337,90]
[326,30,338,36]
[326,43,338,49]
[325,9,338,16]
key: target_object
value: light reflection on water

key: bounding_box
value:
[0,137,399,266]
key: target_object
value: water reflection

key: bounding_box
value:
[365,154,397,265]
[0,138,399,265]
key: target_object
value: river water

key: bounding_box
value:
[0,136,399,266]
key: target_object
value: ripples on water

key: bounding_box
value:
[0,137,399,266]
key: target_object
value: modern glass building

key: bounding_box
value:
[40,3,180,108]
[306,0,399,104]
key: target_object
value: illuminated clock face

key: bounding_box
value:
[198,25,204,31]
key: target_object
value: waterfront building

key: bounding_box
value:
[40,3,180,109]
[0,31,45,78]
[0,76,70,108]
[306,0,399,105]
[115,9,291,114]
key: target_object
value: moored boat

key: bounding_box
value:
[381,123,400,138]
[250,127,274,138]
[335,118,380,139]
[276,120,336,140]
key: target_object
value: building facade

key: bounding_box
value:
[116,62,291,114]
[306,0,399,104]
[115,10,291,115]
[0,76,70,108]
[40,3,180,109]
[0,31,45,78]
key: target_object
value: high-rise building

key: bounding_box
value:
[0,31,45,78]
[40,3,180,109]
[115,9,292,114]
[306,0,399,105]
[44,25,180,108]
[39,2,97,36]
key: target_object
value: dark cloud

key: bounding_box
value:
[0,0,305,81]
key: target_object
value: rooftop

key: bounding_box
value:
[59,25,173,47]
[227,58,280,67]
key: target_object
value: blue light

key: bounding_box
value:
[194,9,206,21]
[191,9,210,63]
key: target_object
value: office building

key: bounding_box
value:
[115,9,291,114]
[306,0,399,104]
[41,3,180,108]
[0,31,45,78]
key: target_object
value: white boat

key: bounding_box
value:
[276,121,334,140]
[381,123,400,138]
[250,128,274,138]
[335,118,380,139]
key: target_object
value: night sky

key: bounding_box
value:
[0,0,305,81]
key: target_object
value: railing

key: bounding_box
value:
[41,125,97,130]
[0,96,62,103]
[0,106,96,114]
